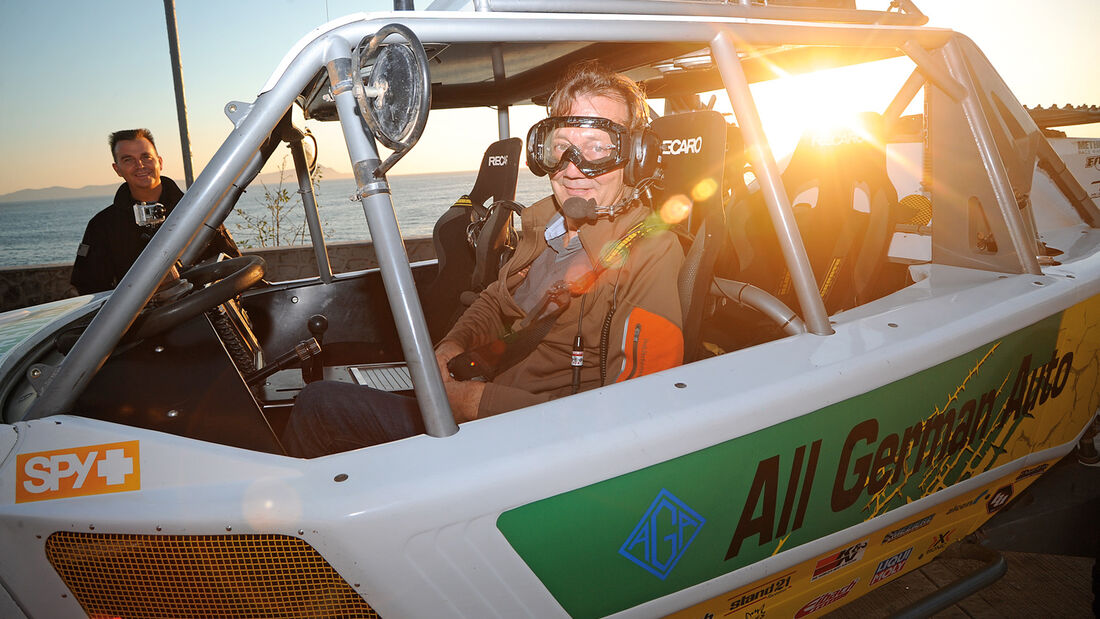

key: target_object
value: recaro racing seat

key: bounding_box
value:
[421,138,522,341]
[728,113,909,316]
[649,110,729,362]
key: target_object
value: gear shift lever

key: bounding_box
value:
[304,314,328,383]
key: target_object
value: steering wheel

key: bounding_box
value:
[131,255,266,339]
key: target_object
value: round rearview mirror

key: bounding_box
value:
[354,24,431,176]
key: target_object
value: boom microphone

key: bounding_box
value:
[561,197,597,222]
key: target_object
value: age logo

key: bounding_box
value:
[16,441,140,503]
[619,488,705,580]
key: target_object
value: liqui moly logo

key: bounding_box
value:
[870,548,913,585]
[16,441,140,503]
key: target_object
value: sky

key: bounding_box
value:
[0,0,1097,196]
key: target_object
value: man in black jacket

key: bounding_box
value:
[70,128,239,295]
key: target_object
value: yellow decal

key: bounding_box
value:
[666,460,1060,619]
[16,440,140,503]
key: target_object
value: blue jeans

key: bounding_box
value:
[281,381,424,458]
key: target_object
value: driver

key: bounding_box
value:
[282,61,685,457]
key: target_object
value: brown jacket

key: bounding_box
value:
[441,195,685,417]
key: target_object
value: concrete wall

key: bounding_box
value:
[0,236,436,314]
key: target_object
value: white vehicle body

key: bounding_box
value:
[1,2,1097,617]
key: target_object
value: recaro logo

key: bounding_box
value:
[488,155,509,166]
[661,136,703,156]
[16,440,140,503]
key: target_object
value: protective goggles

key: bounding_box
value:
[526,116,630,178]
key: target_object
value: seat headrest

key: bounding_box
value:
[650,110,728,232]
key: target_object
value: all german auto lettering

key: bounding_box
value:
[725,440,821,560]
[726,349,1072,560]
[829,351,1072,513]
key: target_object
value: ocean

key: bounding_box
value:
[0,171,551,267]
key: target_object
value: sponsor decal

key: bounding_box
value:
[946,489,989,514]
[870,547,913,585]
[794,578,858,618]
[496,301,1100,619]
[16,441,140,503]
[487,155,508,166]
[925,529,954,555]
[987,485,1014,513]
[619,489,705,580]
[1015,464,1049,481]
[811,540,867,581]
[882,515,933,543]
[1076,140,1100,154]
[727,572,794,612]
[661,136,703,156]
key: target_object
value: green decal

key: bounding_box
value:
[497,312,1083,618]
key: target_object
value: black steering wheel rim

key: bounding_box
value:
[131,255,265,339]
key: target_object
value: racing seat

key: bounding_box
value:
[649,110,730,362]
[727,113,910,316]
[422,138,522,340]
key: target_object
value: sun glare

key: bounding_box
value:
[701,56,919,162]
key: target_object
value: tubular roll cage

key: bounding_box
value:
[28,9,1100,443]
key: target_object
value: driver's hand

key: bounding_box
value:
[434,340,464,383]
[445,380,486,423]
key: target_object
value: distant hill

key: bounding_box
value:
[0,183,117,204]
[0,165,354,204]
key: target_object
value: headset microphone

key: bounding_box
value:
[561,197,598,222]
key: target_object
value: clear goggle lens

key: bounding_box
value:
[528,116,629,177]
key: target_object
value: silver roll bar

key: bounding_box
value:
[325,49,457,438]
[711,29,834,336]
[290,137,333,283]
[942,37,1041,275]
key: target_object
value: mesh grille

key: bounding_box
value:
[901,193,932,226]
[45,531,379,618]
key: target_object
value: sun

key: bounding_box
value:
[697,55,920,163]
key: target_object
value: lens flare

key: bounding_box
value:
[660,194,692,224]
[691,178,718,202]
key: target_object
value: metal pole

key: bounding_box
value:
[180,150,263,266]
[163,0,194,187]
[491,43,510,140]
[711,30,833,336]
[883,67,925,128]
[290,139,334,282]
[901,40,966,103]
[942,37,1041,275]
[891,543,1006,618]
[326,53,457,437]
